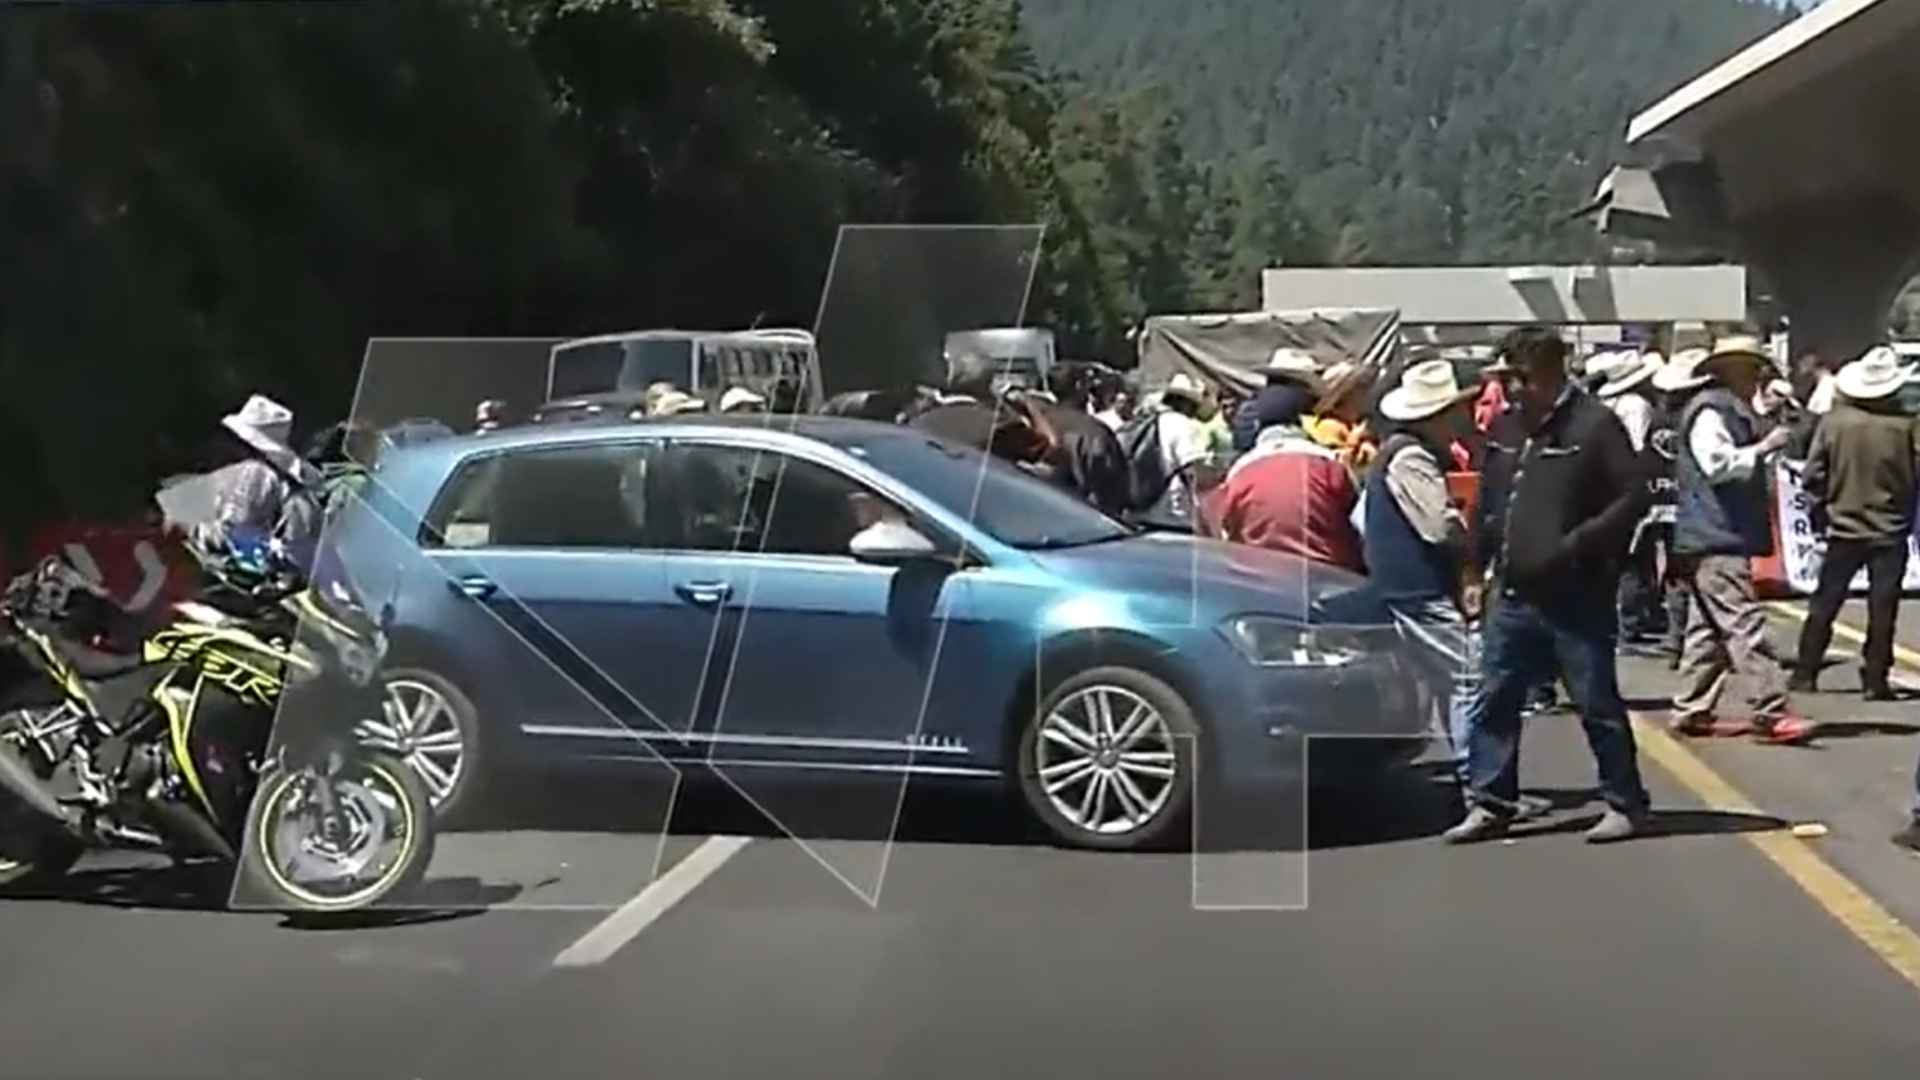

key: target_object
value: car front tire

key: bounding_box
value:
[1017,665,1197,852]
[365,668,484,829]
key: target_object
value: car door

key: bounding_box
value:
[651,438,978,771]
[420,437,709,757]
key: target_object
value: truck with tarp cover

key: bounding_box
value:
[1133,308,1403,401]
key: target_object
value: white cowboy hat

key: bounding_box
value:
[1583,350,1635,381]
[1264,347,1320,388]
[221,394,296,458]
[1598,353,1662,399]
[1652,348,1713,393]
[1380,359,1475,422]
[1162,372,1207,405]
[1834,346,1918,401]
[719,386,768,412]
[654,391,709,416]
[1701,335,1774,379]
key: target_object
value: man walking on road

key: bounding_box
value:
[1669,337,1815,743]
[1445,327,1652,845]
[1791,346,1920,701]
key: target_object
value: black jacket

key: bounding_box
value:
[1473,388,1649,601]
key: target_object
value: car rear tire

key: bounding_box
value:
[365,669,484,829]
[1017,665,1197,852]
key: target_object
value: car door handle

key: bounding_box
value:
[447,575,499,601]
[675,581,733,607]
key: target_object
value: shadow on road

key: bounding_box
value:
[0,860,232,912]
[0,859,519,927]
[1646,809,1786,836]
[471,760,1472,854]
[1808,720,1920,741]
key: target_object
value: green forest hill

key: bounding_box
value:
[1,0,1787,528]
[1020,0,1788,268]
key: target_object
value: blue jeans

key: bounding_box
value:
[1465,589,1650,817]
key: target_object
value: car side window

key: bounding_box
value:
[422,442,663,550]
[657,444,906,557]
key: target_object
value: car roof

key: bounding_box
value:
[553,328,816,349]
[378,414,916,479]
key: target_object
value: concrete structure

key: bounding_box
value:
[1262,265,1748,325]
[1593,0,1920,362]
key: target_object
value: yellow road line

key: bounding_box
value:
[1632,714,1920,994]
[1766,600,1920,672]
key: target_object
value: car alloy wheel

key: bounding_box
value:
[356,678,466,812]
[1035,683,1179,837]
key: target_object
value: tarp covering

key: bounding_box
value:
[1134,308,1402,398]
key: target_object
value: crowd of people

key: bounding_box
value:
[900,327,1920,848]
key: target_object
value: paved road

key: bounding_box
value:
[7,608,1920,1078]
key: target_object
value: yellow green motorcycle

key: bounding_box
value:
[0,542,434,912]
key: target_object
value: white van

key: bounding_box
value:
[545,328,823,412]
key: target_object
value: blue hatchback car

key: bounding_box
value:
[320,416,1433,849]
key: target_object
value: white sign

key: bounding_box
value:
[1773,459,1920,594]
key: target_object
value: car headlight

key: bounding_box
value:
[1219,616,1367,668]
[336,635,381,688]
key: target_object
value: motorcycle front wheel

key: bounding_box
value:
[238,752,434,912]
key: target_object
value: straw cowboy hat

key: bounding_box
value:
[1598,352,1662,399]
[221,394,296,459]
[1264,347,1321,389]
[1834,345,1918,401]
[1380,359,1476,422]
[1701,335,1774,380]
[1162,372,1207,405]
[1652,348,1713,393]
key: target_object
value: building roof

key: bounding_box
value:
[1629,0,1920,146]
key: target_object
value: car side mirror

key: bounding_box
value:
[848,520,943,565]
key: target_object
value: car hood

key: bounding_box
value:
[1025,533,1375,622]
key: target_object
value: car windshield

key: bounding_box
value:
[838,430,1132,550]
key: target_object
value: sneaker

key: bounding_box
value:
[1585,808,1648,844]
[1891,822,1920,854]
[1753,713,1817,745]
[1442,807,1510,845]
[1863,683,1896,703]
[1787,672,1818,694]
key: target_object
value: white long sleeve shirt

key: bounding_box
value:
[1687,408,1765,484]
[1608,392,1654,454]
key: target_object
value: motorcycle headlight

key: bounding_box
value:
[285,640,326,685]
[1219,616,1367,669]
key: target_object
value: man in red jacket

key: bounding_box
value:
[1213,385,1363,571]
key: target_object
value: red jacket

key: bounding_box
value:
[1215,431,1364,572]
